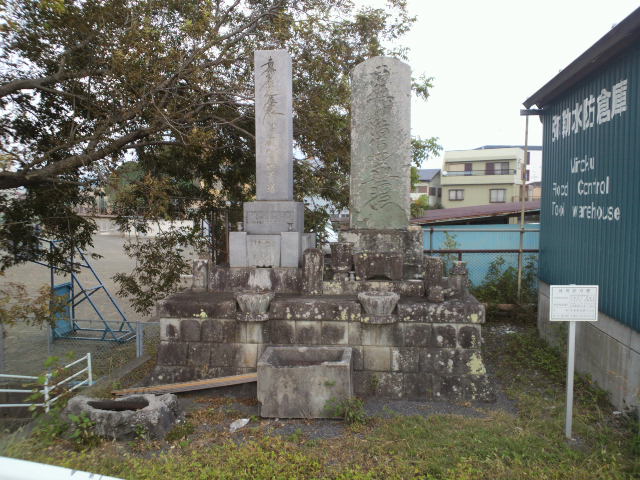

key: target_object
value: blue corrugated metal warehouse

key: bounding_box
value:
[524,7,640,410]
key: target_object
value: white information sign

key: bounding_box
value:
[550,285,599,322]
[549,284,599,440]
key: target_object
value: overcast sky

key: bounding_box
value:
[386,0,640,170]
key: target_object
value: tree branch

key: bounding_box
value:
[0,70,105,99]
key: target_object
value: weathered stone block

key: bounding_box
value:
[157,342,188,366]
[269,297,361,321]
[180,319,201,342]
[397,298,483,324]
[235,343,258,368]
[419,349,434,372]
[404,372,433,400]
[281,231,302,267]
[424,256,444,288]
[361,323,402,346]
[348,322,362,344]
[236,312,269,322]
[450,261,469,297]
[373,372,404,399]
[352,346,364,371]
[229,232,248,267]
[353,371,376,397]
[246,323,270,344]
[236,323,247,343]
[210,344,235,367]
[458,325,482,348]
[295,320,321,345]
[427,285,445,303]
[432,325,457,348]
[158,292,237,319]
[321,321,348,345]
[201,319,237,343]
[363,346,391,371]
[150,366,196,384]
[391,347,419,372]
[244,201,304,234]
[257,346,353,418]
[464,301,485,324]
[247,235,281,267]
[160,318,181,342]
[433,375,495,402]
[301,248,324,294]
[330,242,354,273]
[270,320,295,344]
[187,343,211,367]
[402,324,432,347]
[353,252,403,281]
[433,349,486,376]
[360,314,398,325]
[322,279,424,297]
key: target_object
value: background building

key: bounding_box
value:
[411,168,442,206]
[440,146,540,208]
[525,7,640,411]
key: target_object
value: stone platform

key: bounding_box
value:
[152,290,494,401]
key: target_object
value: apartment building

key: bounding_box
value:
[440,146,536,208]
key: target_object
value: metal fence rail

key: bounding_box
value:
[0,353,92,412]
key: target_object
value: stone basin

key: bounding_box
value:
[65,394,180,440]
[235,292,274,314]
[257,346,353,418]
[357,291,400,315]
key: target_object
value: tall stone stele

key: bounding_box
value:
[341,57,423,279]
[229,50,315,268]
[349,56,411,229]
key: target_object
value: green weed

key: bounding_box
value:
[165,421,195,442]
[325,397,367,425]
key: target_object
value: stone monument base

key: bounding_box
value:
[229,232,316,267]
[152,291,495,402]
[339,227,424,280]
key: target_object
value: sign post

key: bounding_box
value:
[549,285,598,440]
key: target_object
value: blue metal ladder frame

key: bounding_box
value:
[33,238,135,343]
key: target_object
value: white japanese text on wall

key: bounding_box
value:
[551,79,628,142]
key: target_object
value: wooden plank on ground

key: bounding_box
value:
[112,372,257,396]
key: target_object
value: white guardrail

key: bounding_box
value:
[0,456,122,480]
[0,353,93,412]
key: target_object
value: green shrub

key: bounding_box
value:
[471,255,537,305]
[325,397,367,425]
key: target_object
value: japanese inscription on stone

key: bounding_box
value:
[254,50,293,201]
[350,57,411,229]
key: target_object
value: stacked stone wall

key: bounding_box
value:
[153,293,493,401]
